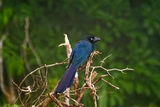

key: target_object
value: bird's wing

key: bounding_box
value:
[71,41,93,67]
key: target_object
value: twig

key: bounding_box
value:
[76,84,87,103]
[100,54,112,66]
[93,74,108,85]
[64,95,83,107]
[14,61,67,105]
[24,16,42,66]
[19,62,67,87]
[49,94,63,107]
[101,78,120,90]
[33,64,48,106]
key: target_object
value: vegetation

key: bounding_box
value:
[0,0,160,106]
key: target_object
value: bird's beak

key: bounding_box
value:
[94,37,101,42]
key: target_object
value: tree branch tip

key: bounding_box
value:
[101,74,108,78]
[58,43,66,47]
[44,64,47,67]
[101,78,119,90]
[128,68,134,71]
[93,50,101,55]
[121,71,127,74]
[64,33,68,36]
[100,54,112,64]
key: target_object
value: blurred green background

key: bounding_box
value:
[0,0,160,107]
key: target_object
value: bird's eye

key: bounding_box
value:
[90,37,93,41]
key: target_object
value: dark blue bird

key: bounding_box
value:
[54,35,100,94]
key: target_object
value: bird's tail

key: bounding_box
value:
[54,64,77,94]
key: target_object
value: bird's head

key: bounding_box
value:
[85,35,101,44]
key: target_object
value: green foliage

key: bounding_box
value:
[2,104,18,107]
[3,38,24,76]
[0,7,12,31]
[0,0,160,106]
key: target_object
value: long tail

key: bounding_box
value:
[54,64,77,94]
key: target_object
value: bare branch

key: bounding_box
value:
[13,61,67,105]
[100,54,112,66]
[0,35,8,98]
[0,33,16,103]
[24,16,42,66]
[48,94,63,107]
[19,61,67,88]
[101,78,120,90]
[14,34,134,107]
[59,34,73,105]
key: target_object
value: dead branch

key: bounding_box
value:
[19,62,67,87]
[59,34,73,105]
[101,78,120,90]
[14,34,134,107]
[0,31,16,104]
[75,51,99,106]
[24,16,42,66]
[13,61,67,106]
[84,51,99,107]
[0,34,8,99]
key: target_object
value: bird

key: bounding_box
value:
[54,35,100,94]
